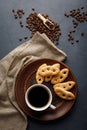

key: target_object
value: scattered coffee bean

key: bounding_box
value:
[71,42,74,45]
[14,14,18,19]
[81,33,84,37]
[64,13,69,17]
[24,36,28,40]
[19,21,22,25]
[19,21,24,28]
[69,29,76,34]
[68,33,74,41]
[20,24,24,28]
[19,38,23,41]
[81,6,84,10]
[12,9,25,19]
[32,8,35,11]
[76,40,79,43]
[72,30,76,33]
[12,9,15,13]
[64,6,87,44]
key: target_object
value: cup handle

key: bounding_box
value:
[50,104,56,110]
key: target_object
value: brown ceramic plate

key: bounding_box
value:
[15,58,77,121]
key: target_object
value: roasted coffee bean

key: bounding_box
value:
[14,14,18,19]
[64,13,69,17]
[81,33,84,37]
[19,38,23,41]
[72,30,76,33]
[12,9,15,13]
[19,20,24,28]
[19,21,22,25]
[81,6,84,10]
[71,42,74,45]
[32,8,35,11]
[20,24,23,28]
[76,40,79,43]
[24,36,28,39]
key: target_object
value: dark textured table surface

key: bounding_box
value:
[0,0,87,130]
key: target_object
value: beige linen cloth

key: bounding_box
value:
[0,32,67,130]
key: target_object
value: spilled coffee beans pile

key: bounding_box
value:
[64,6,87,44]
[26,12,61,45]
[12,8,61,45]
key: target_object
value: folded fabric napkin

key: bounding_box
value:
[0,32,67,130]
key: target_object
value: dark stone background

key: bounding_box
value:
[0,0,87,130]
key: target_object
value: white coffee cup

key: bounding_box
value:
[25,84,56,111]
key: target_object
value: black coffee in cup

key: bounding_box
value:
[25,84,56,111]
[28,86,49,108]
